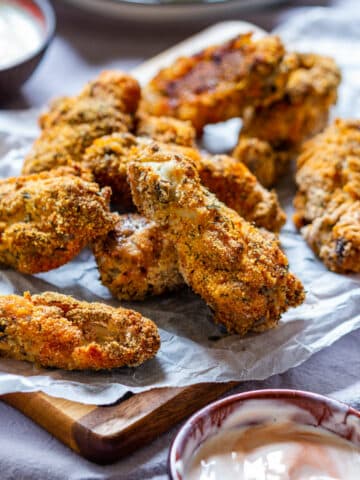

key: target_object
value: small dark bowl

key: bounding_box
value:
[0,0,56,97]
[169,389,360,479]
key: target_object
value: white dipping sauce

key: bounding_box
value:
[185,401,360,480]
[0,1,43,68]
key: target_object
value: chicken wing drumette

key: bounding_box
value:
[127,144,304,335]
[141,34,295,133]
[0,167,116,274]
[0,292,160,370]
[294,119,360,273]
[93,213,184,301]
[22,71,141,175]
[233,53,341,186]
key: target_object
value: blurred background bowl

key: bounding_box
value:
[63,0,290,22]
[0,0,56,97]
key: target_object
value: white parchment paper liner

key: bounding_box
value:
[0,7,359,405]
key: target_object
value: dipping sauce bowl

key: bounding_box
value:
[169,389,360,480]
[0,0,55,96]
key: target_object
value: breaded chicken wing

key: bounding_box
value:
[198,154,286,232]
[0,168,116,274]
[232,53,340,186]
[232,136,293,188]
[93,213,184,300]
[141,34,294,133]
[84,133,285,231]
[22,71,141,175]
[0,291,160,370]
[136,114,196,147]
[83,133,201,209]
[241,53,340,149]
[294,119,360,272]
[127,144,304,335]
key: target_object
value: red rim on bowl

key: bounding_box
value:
[168,389,360,480]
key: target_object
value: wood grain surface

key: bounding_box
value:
[2,383,236,464]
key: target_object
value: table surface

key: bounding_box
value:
[2,1,359,479]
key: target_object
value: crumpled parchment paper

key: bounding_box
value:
[0,8,359,405]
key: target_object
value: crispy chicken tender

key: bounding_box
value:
[127,144,304,335]
[22,71,141,175]
[84,133,285,231]
[93,213,184,300]
[0,291,160,370]
[0,168,116,274]
[83,133,201,209]
[136,114,196,147]
[232,136,292,188]
[241,53,340,148]
[198,154,286,232]
[294,119,360,272]
[141,34,295,133]
[232,53,341,186]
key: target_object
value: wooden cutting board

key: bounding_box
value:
[2,383,236,464]
[0,20,264,465]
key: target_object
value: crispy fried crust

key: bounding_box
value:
[141,34,293,133]
[127,144,304,335]
[232,136,293,188]
[241,53,340,148]
[294,119,360,272]
[22,71,141,175]
[0,168,116,274]
[83,133,201,209]
[84,132,285,231]
[232,53,341,186]
[136,114,196,147]
[93,213,184,300]
[0,292,160,370]
[198,154,286,232]
[84,132,139,210]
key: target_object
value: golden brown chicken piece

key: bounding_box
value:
[232,136,292,188]
[22,71,141,175]
[136,114,196,147]
[232,53,341,186]
[0,291,160,370]
[0,168,116,274]
[84,133,285,231]
[83,133,201,209]
[198,154,286,232]
[294,119,360,273]
[141,34,295,133]
[127,144,304,335]
[93,213,184,300]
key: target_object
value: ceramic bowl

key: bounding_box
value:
[0,0,56,96]
[168,389,360,479]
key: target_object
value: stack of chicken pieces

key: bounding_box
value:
[0,33,350,372]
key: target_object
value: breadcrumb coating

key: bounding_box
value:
[93,213,184,300]
[141,34,294,133]
[83,133,201,209]
[127,144,304,335]
[241,53,340,149]
[198,154,286,232]
[22,71,141,175]
[84,133,285,231]
[136,114,196,147]
[232,53,340,186]
[294,119,360,272]
[0,168,116,274]
[0,291,160,370]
